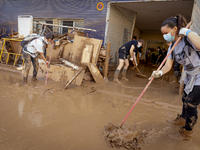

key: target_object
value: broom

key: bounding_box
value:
[108,21,192,129]
[131,60,146,78]
[119,21,192,127]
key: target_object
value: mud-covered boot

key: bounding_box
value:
[121,69,129,81]
[168,114,186,126]
[169,127,192,140]
[22,76,27,82]
[31,77,38,81]
[113,69,121,84]
[121,76,129,81]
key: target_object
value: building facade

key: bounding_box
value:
[0,0,199,63]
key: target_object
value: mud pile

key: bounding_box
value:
[104,123,153,150]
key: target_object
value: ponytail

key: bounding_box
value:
[175,14,187,33]
[161,14,187,34]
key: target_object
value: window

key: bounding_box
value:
[59,19,84,33]
[33,18,84,34]
[62,21,73,34]
[46,20,53,32]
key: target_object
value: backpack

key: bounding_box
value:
[21,34,41,48]
[171,36,200,60]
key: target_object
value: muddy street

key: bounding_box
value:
[0,65,200,150]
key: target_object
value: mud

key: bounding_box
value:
[104,123,169,150]
[104,123,144,150]
[1,64,200,150]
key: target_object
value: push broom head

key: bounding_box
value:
[136,72,146,78]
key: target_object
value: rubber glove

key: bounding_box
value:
[130,58,138,66]
[46,61,50,68]
[150,70,163,78]
[73,66,79,70]
[179,28,191,37]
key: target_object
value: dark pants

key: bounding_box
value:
[118,47,128,60]
[23,52,39,80]
[152,54,158,64]
[181,85,200,131]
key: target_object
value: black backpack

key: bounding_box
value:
[21,34,41,48]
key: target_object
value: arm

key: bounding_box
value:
[150,58,173,78]
[188,32,200,50]
[133,51,137,65]
[129,45,137,65]
[160,58,173,74]
[39,52,47,62]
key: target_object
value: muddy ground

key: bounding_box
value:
[0,64,200,150]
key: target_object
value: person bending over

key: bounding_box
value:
[113,39,143,84]
[22,33,54,82]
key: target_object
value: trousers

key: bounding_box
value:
[23,52,39,79]
[181,85,200,131]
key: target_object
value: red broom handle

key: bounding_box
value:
[120,22,192,126]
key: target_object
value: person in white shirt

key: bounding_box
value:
[22,33,54,82]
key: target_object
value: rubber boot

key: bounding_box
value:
[22,76,27,82]
[121,69,129,81]
[169,127,192,140]
[113,69,121,84]
[168,114,185,126]
[31,77,38,81]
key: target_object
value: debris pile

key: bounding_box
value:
[0,20,112,88]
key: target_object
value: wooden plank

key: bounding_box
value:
[70,35,102,65]
[87,63,105,84]
[21,60,85,86]
[46,42,73,62]
[104,42,110,79]
[91,39,102,64]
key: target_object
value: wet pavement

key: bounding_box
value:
[0,64,200,150]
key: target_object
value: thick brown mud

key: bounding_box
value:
[104,123,145,150]
[1,64,200,150]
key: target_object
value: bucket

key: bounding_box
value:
[18,15,33,38]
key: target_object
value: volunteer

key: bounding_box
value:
[22,33,54,82]
[113,39,143,83]
[150,14,200,140]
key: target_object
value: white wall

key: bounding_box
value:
[133,26,142,39]
[105,4,136,64]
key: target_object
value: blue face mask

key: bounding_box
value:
[163,30,175,42]
[137,45,141,48]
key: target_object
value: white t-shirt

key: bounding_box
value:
[24,37,45,57]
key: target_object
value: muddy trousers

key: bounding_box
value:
[23,52,39,80]
[181,86,200,131]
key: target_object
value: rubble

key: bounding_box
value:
[0,20,112,89]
